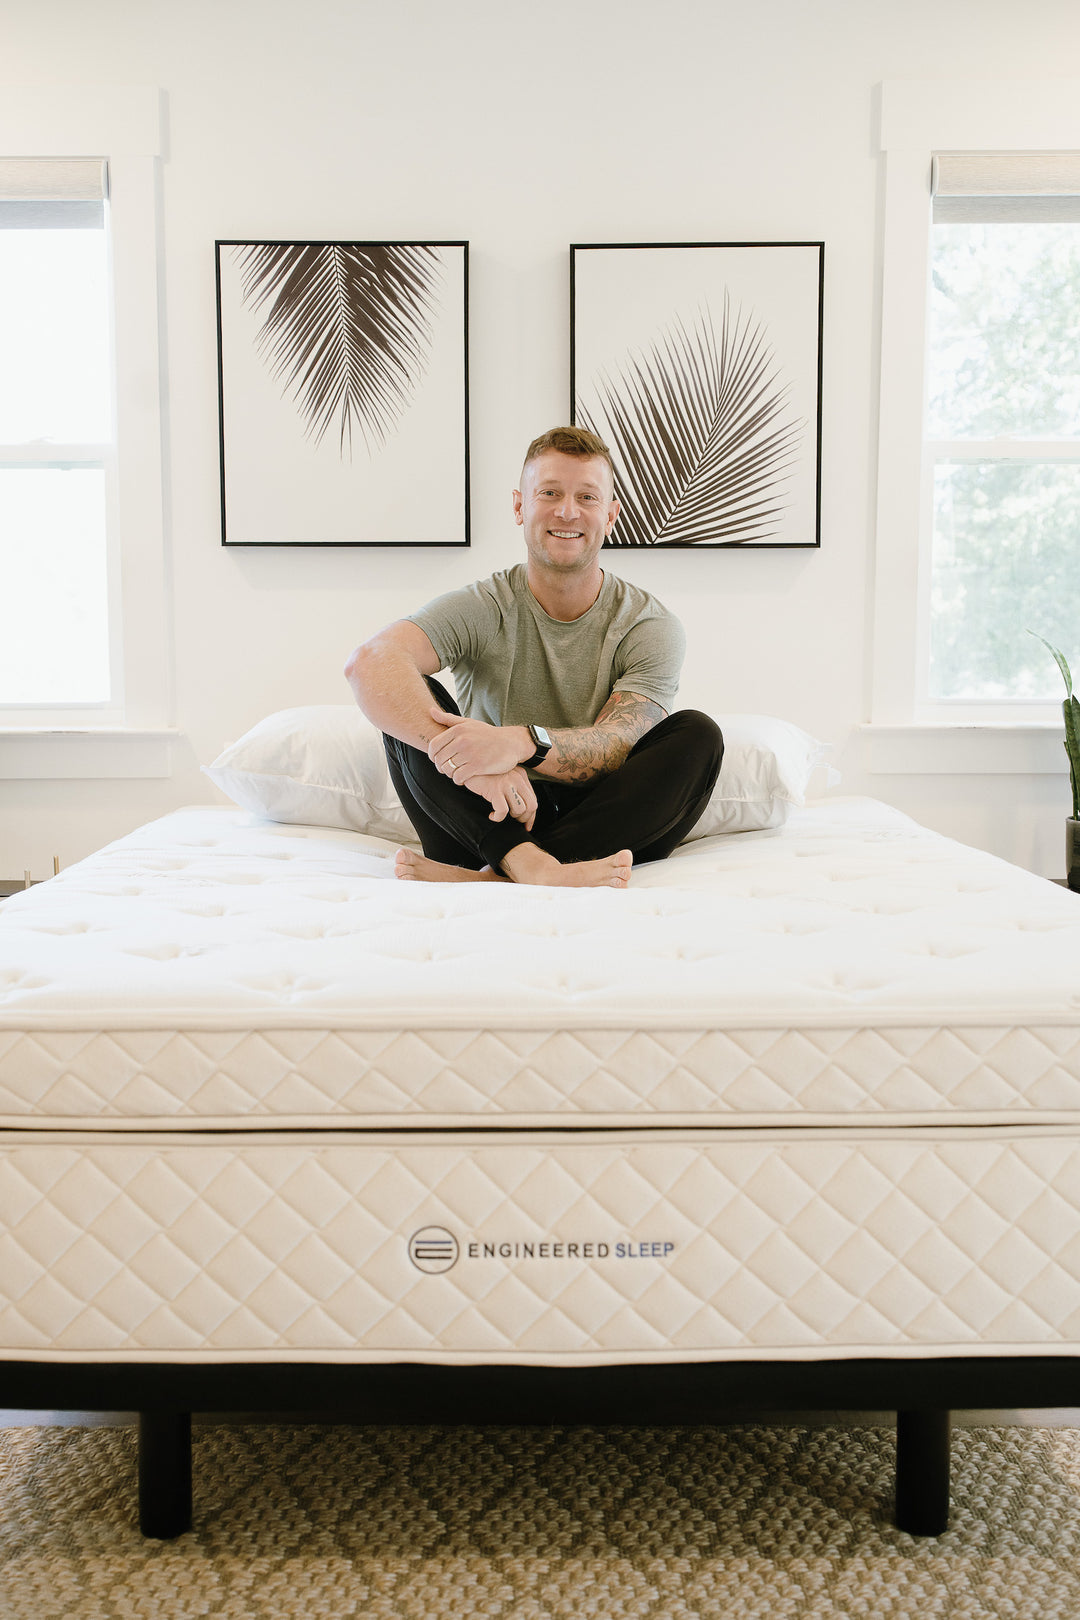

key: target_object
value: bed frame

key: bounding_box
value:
[8,1355,1076,1540]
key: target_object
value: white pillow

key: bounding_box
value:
[204,706,826,843]
[683,712,827,840]
[204,705,416,842]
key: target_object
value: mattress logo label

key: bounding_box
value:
[465,1241,675,1260]
[408,1226,460,1274]
[409,1228,677,1272]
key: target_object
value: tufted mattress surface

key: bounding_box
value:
[1,798,1079,1130]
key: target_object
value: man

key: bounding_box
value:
[344,426,723,888]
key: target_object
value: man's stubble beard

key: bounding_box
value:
[529,534,605,575]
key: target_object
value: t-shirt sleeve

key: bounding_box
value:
[610,610,686,713]
[406,581,503,672]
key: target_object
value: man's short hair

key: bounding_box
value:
[521,425,615,493]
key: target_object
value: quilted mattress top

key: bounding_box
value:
[1,796,1077,1032]
[3,798,1080,1126]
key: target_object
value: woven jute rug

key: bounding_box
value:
[2,1423,1079,1618]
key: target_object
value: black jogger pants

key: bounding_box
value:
[383,680,724,871]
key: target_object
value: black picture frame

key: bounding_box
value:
[570,242,824,549]
[216,239,470,547]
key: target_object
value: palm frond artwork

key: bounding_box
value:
[231,242,445,458]
[576,296,805,546]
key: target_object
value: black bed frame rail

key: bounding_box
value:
[7,1356,1074,1541]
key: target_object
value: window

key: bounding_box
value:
[923,155,1080,705]
[0,159,114,708]
[871,82,1080,767]
[0,87,173,775]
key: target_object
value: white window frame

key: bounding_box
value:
[0,88,175,778]
[869,80,1080,773]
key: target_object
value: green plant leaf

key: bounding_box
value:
[1028,629,1074,697]
[1067,693,1080,819]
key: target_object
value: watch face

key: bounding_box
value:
[534,726,551,747]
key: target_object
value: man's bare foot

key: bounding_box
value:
[501,843,633,889]
[394,844,633,889]
[394,849,506,884]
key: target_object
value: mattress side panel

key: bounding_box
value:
[3,1023,1080,1128]
[1,1129,1080,1362]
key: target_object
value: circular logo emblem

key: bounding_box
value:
[409,1226,459,1274]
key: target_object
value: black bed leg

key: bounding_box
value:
[895,1409,950,1535]
[138,1411,192,1539]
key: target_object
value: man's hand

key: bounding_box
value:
[428,706,529,783]
[463,767,538,828]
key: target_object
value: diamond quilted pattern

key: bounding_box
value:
[3,1019,1080,1128]
[0,1131,1076,1358]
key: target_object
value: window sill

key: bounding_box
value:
[859,723,1068,775]
[0,728,180,780]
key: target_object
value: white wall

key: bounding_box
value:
[4,0,1080,879]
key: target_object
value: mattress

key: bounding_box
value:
[0,799,1078,1131]
[3,797,1080,1367]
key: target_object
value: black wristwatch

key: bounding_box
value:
[523,724,552,769]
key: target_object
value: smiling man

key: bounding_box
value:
[344,426,723,888]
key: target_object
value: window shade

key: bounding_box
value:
[0,158,107,229]
[933,152,1080,224]
[0,158,107,200]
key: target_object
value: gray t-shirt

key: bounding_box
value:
[407,564,684,729]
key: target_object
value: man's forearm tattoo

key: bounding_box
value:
[548,692,666,783]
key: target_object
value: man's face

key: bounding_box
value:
[513,451,620,573]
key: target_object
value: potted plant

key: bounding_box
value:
[1032,633,1080,891]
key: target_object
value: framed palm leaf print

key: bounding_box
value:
[571,242,823,548]
[216,239,469,546]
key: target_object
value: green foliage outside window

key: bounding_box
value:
[931,461,1080,697]
[927,223,1080,699]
